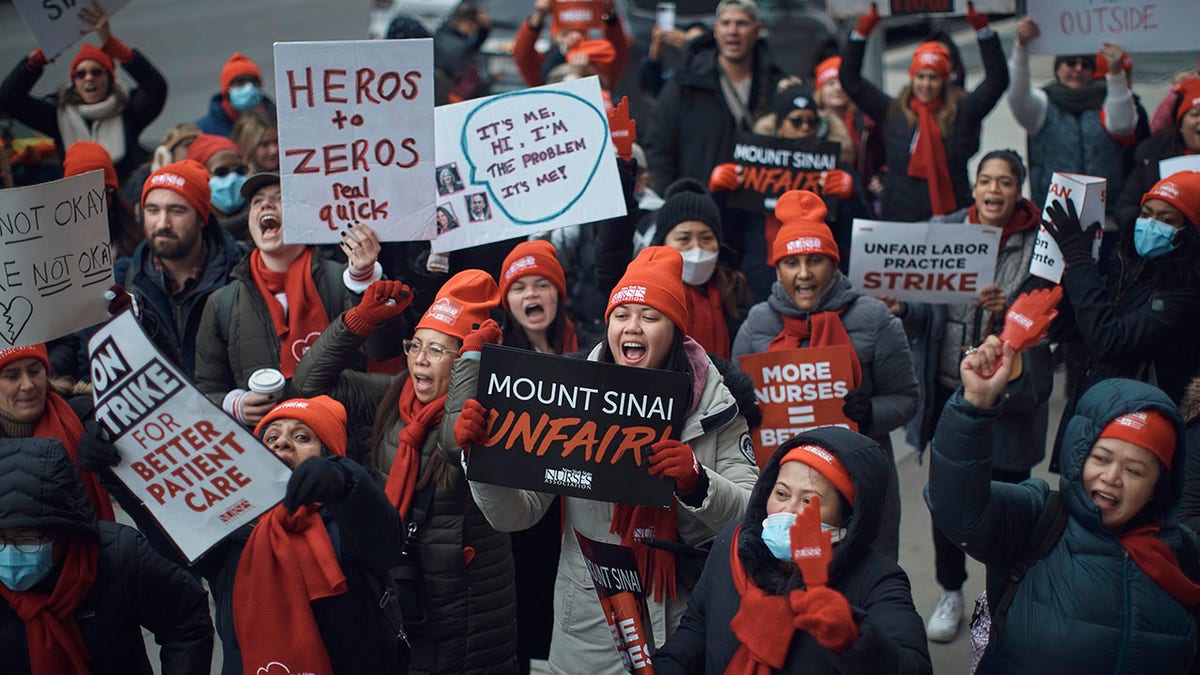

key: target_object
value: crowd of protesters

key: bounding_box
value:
[2,0,1200,673]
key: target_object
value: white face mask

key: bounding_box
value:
[680,247,718,286]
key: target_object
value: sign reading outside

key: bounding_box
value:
[725,132,841,213]
[849,219,1001,303]
[1027,0,1194,55]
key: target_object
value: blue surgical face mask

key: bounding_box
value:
[0,542,54,592]
[1134,217,1180,258]
[227,82,264,111]
[760,511,846,562]
[209,173,247,214]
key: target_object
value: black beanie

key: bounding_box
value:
[771,83,818,128]
[653,178,723,245]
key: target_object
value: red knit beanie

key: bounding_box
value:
[781,443,856,506]
[1098,410,1177,470]
[416,270,501,341]
[566,39,616,67]
[142,159,212,223]
[255,395,348,457]
[500,240,567,310]
[1175,77,1200,122]
[71,43,114,78]
[0,344,49,373]
[909,41,951,81]
[770,190,838,265]
[186,133,241,167]
[220,52,262,95]
[551,0,600,36]
[605,246,688,332]
[63,141,117,190]
[1142,171,1200,228]
[816,56,841,91]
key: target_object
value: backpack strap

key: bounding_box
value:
[989,489,1067,645]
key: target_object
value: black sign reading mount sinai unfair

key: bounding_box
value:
[468,345,688,508]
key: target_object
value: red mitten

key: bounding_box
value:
[855,3,880,38]
[708,163,743,192]
[790,495,833,588]
[27,50,47,68]
[455,398,491,452]
[819,169,854,200]
[608,96,637,161]
[344,280,412,336]
[790,586,860,653]
[966,2,989,31]
[646,439,700,493]
[460,318,503,355]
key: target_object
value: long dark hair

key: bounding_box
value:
[597,326,695,414]
[503,302,571,354]
[975,148,1027,187]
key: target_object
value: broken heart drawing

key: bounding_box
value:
[0,296,33,346]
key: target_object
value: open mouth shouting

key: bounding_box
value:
[620,338,648,366]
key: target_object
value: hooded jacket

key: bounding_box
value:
[929,378,1199,673]
[653,428,931,673]
[1115,126,1190,227]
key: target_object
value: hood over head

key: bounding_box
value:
[0,438,97,539]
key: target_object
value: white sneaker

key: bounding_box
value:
[926,590,964,643]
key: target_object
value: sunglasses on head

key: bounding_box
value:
[787,114,820,129]
[73,67,105,80]
[212,165,249,178]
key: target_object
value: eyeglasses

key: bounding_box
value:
[0,535,51,553]
[787,115,820,129]
[402,340,453,363]
[212,164,249,178]
[1060,58,1094,70]
[73,67,105,80]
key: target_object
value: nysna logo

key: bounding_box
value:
[917,53,942,67]
[800,444,835,465]
[544,467,593,490]
[792,546,822,560]
[1155,181,1182,200]
[1115,412,1149,431]
[148,172,186,189]
[504,256,537,280]
[610,285,647,305]
[425,297,462,325]
[271,400,311,414]
[1009,312,1033,330]
[786,237,822,254]
[818,65,838,82]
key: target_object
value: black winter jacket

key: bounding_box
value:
[1115,127,1189,227]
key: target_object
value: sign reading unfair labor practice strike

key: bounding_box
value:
[432,77,625,252]
[740,346,858,469]
[725,132,841,213]
[468,345,686,508]
[576,531,656,674]
[274,39,436,244]
[88,313,291,562]
[13,0,131,61]
[848,219,1001,303]
[1027,0,1193,55]
[0,171,112,348]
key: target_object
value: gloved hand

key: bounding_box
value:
[343,279,411,336]
[790,494,833,588]
[105,284,137,318]
[283,456,351,512]
[841,388,873,432]
[1044,199,1101,269]
[78,420,120,472]
[855,3,880,38]
[27,49,47,68]
[708,163,743,192]
[790,586,860,653]
[455,398,491,452]
[819,169,854,200]
[647,438,701,493]
[460,318,503,355]
[966,2,989,31]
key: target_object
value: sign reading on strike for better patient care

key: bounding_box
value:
[468,345,686,508]
[576,531,656,674]
[848,219,1001,303]
[0,171,112,348]
[1027,0,1195,55]
[725,132,841,213]
[13,0,131,61]
[1030,172,1105,284]
[274,39,436,244]
[88,312,291,563]
[740,346,858,469]
[431,77,626,253]
[826,0,1014,18]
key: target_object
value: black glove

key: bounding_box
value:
[77,420,120,472]
[841,388,874,432]
[1044,199,1101,269]
[283,456,352,512]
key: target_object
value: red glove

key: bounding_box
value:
[101,36,134,64]
[455,398,491,452]
[790,495,833,588]
[855,3,880,38]
[460,318,503,355]
[27,50,47,68]
[790,586,860,653]
[819,169,854,200]
[647,439,700,493]
[343,280,412,336]
[708,163,743,192]
[104,284,135,318]
[966,2,989,31]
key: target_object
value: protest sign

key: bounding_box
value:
[575,531,656,674]
[0,171,112,348]
[13,0,131,61]
[553,0,607,37]
[827,0,1014,18]
[1027,0,1192,55]
[739,346,859,469]
[467,345,685,508]
[88,312,290,562]
[431,77,625,253]
[274,39,436,244]
[1159,156,1200,178]
[725,132,841,213]
[848,219,1001,303]
[1030,172,1105,284]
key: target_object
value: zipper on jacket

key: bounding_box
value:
[1114,550,1132,674]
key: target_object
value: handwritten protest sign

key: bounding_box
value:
[13,0,131,61]
[1027,0,1193,55]
[432,77,625,253]
[1030,172,1105,284]
[274,39,436,244]
[725,132,841,213]
[827,0,1014,18]
[88,313,290,562]
[467,345,685,508]
[576,531,656,674]
[0,171,112,347]
[1159,156,1200,178]
[739,346,858,469]
[848,219,1000,303]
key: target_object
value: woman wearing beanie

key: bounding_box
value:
[840,3,1007,221]
[291,272,519,673]
[733,189,917,561]
[0,4,166,184]
[655,429,931,673]
[1116,77,1200,224]
[187,134,251,243]
[814,56,885,210]
[63,141,141,258]
[196,52,273,138]
[500,239,579,354]
[456,246,759,675]
[930,340,1200,672]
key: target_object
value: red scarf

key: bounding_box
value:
[37,392,114,522]
[685,283,730,359]
[906,98,957,216]
[967,198,1042,246]
[1120,525,1200,608]
[384,379,446,519]
[610,501,679,603]
[249,247,329,378]
[0,539,99,675]
[767,313,862,387]
[560,316,580,354]
[233,504,348,675]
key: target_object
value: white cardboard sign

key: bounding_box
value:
[849,219,1001,303]
[13,0,131,61]
[826,0,1014,19]
[1030,172,1105,284]
[431,77,626,253]
[1159,156,1200,178]
[0,171,112,348]
[89,313,291,563]
[1027,0,1196,55]
[274,39,437,244]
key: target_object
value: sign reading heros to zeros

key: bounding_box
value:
[849,219,1001,304]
